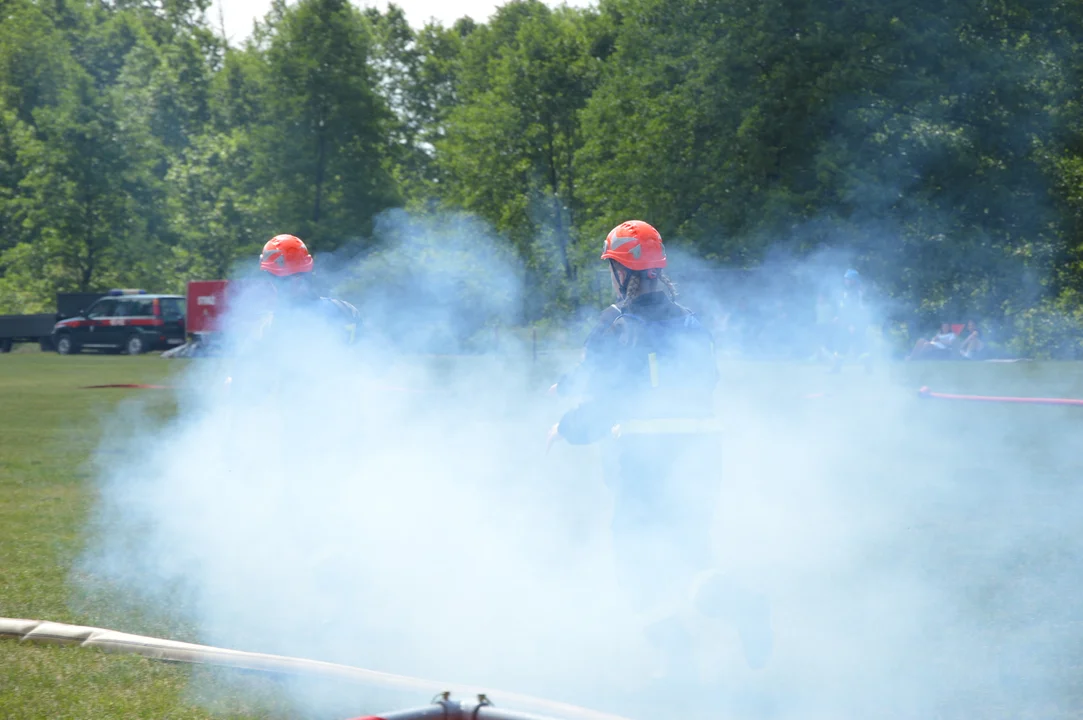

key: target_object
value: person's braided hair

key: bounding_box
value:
[659,273,679,301]
[617,272,642,309]
[617,267,683,310]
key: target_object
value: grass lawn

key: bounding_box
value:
[0,348,295,720]
[4,346,1083,719]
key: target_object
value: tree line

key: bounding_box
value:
[2,0,1082,354]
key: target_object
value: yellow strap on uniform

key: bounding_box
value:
[647,352,659,388]
[611,417,725,437]
[344,323,357,344]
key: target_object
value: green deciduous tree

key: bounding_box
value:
[434,1,603,316]
[15,70,156,292]
[0,0,1082,353]
[577,0,1080,327]
[165,129,258,281]
[248,0,399,250]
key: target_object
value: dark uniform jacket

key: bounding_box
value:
[556,291,718,445]
[252,295,361,346]
[224,294,361,397]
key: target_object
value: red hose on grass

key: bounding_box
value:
[81,384,172,390]
[917,386,1083,406]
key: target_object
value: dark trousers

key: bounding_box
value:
[602,435,720,619]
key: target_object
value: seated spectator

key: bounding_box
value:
[907,322,956,360]
[958,319,985,359]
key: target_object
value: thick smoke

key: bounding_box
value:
[75,211,1083,720]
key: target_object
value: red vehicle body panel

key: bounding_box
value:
[186,280,231,335]
[53,316,164,331]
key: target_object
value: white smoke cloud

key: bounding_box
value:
[75,211,1083,720]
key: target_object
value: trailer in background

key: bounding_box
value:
[164,279,254,358]
[0,314,55,352]
[186,280,232,338]
[0,292,115,352]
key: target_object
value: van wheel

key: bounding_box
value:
[125,333,146,355]
[55,334,79,355]
[0,338,12,353]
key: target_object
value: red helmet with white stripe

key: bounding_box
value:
[601,220,667,272]
[260,234,314,277]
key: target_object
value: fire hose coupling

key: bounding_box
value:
[432,691,453,718]
[376,692,565,720]
[429,692,494,719]
[473,695,494,720]
[421,692,493,720]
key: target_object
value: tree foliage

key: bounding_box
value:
[0,0,1082,353]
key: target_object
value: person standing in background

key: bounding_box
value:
[831,268,872,373]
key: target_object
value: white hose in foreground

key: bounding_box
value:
[0,617,633,720]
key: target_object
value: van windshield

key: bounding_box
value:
[159,298,185,320]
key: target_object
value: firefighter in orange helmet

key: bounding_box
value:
[254,234,360,344]
[223,234,360,393]
[548,220,772,678]
[547,221,712,446]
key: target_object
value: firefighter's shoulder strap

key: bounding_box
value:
[599,303,622,325]
[319,297,360,344]
[584,303,624,348]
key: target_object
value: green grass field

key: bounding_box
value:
[4,347,1083,719]
[0,350,298,720]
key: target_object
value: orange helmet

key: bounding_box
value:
[259,234,314,276]
[601,220,667,272]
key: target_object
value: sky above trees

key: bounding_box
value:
[213,0,590,44]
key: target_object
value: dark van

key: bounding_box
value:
[52,290,186,355]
